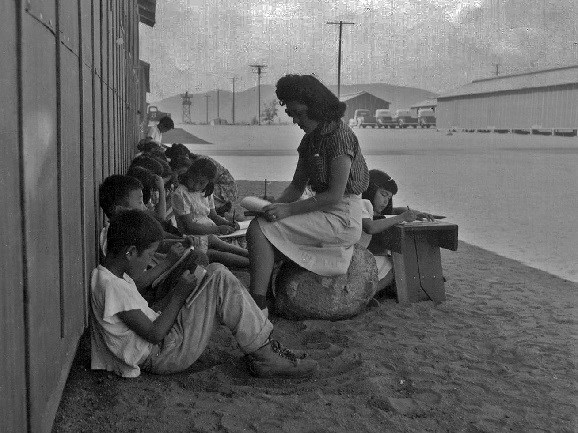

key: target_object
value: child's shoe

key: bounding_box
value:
[245,339,318,379]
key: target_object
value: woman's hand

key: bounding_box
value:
[167,242,185,263]
[217,225,235,235]
[262,203,292,222]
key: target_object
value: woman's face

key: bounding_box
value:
[285,101,319,134]
[185,173,210,193]
[372,187,393,213]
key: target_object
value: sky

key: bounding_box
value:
[140,0,578,101]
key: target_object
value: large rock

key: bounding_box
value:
[272,245,378,320]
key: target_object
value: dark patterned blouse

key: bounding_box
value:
[293,120,369,195]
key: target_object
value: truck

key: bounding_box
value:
[352,109,377,128]
[393,109,418,128]
[147,105,172,122]
[374,109,397,128]
[417,109,436,128]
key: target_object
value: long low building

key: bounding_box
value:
[436,65,578,132]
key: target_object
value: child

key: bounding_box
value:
[359,170,434,292]
[90,209,318,379]
[98,174,208,303]
[172,158,250,269]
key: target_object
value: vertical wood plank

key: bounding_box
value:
[0,1,27,431]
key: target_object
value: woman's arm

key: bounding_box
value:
[118,271,198,344]
[267,155,351,219]
[276,155,309,203]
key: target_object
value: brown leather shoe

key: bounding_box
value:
[245,340,318,379]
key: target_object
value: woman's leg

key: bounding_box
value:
[246,219,276,309]
[207,249,249,268]
[208,234,249,257]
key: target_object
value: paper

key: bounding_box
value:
[217,220,251,239]
[151,246,194,288]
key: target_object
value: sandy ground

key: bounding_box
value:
[52,181,577,433]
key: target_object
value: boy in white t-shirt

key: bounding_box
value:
[91,209,318,379]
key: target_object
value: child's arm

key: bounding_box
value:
[132,243,184,290]
[391,206,434,221]
[208,208,239,230]
[118,271,198,344]
[153,174,167,221]
[362,209,420,234]
[175,214,234,235]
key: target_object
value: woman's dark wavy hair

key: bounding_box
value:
[275,74,346,122]
[180,158,217,197]
[106,209,164,256]
[362,170,398,215]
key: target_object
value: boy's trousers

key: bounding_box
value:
[141,263,273,374]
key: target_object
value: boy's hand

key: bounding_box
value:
[167,242,185,263]
[174,270,197,298]
[229,221,240,231]
[184,235,201,249]
[217,225,235,235]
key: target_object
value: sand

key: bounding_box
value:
[52,181,577,433]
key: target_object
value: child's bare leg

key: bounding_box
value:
[246,219,275,309]
[208,234,249,257]
[207,249,249,268]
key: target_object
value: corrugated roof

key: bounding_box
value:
[138,0,156,27]
[438,65,578,99]
[411,99,437,109]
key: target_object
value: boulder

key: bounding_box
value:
[272,244,378,320]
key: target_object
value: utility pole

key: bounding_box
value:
[327,20,355,98]
[216,89,220,119]
[249,64,267,125]
[204,94,210,124]
[492,62,500,76]
[230,77,236,124]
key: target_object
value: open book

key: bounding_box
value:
[151,246,194,288]
[217,219,251,239]
[239,196,272,217]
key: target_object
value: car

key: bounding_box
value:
[417,109,436,128]
[353,109,377,128]
[375,109,397,128]
[147,105,172,122]
[393,109,418,128]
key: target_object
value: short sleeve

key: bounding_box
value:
[324,128,357,162]
[361,199,374,219]
[171,189,190,216]
[101,278,148,325]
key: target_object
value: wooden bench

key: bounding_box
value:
[369,221,458,304]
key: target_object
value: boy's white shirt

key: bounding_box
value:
[90,265,159,378]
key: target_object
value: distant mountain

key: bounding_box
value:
[150,83,437,124]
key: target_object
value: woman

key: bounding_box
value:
[246,74,369,311]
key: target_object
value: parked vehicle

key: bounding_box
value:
[393,109,418,128]
[375,109,397,128]
[147,105,172,122]
[417,109,436,128]
[353,109,377,128]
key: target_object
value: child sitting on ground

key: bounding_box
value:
[171,158,250,269]
[359,170,434,293]
[99,174,208,303]
[90,209,318,379]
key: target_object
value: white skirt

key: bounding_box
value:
[258,194,362,276]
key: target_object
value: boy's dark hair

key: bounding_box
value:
[99,175,143,219]
[158,116,174,131]
[106,210,164,256]
[165,143,191,160]
[276,74,346,122]
[362,170,398,215]
[130,155,165,177]
[126,166,157,204]
[181,158,216,197]
[169,156,192,172]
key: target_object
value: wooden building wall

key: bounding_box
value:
[437,84,578,130]
[0,1,143,432]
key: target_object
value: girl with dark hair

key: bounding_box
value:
[172,159,250,269]
[245,74,369,312]
[359,169,435,293]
